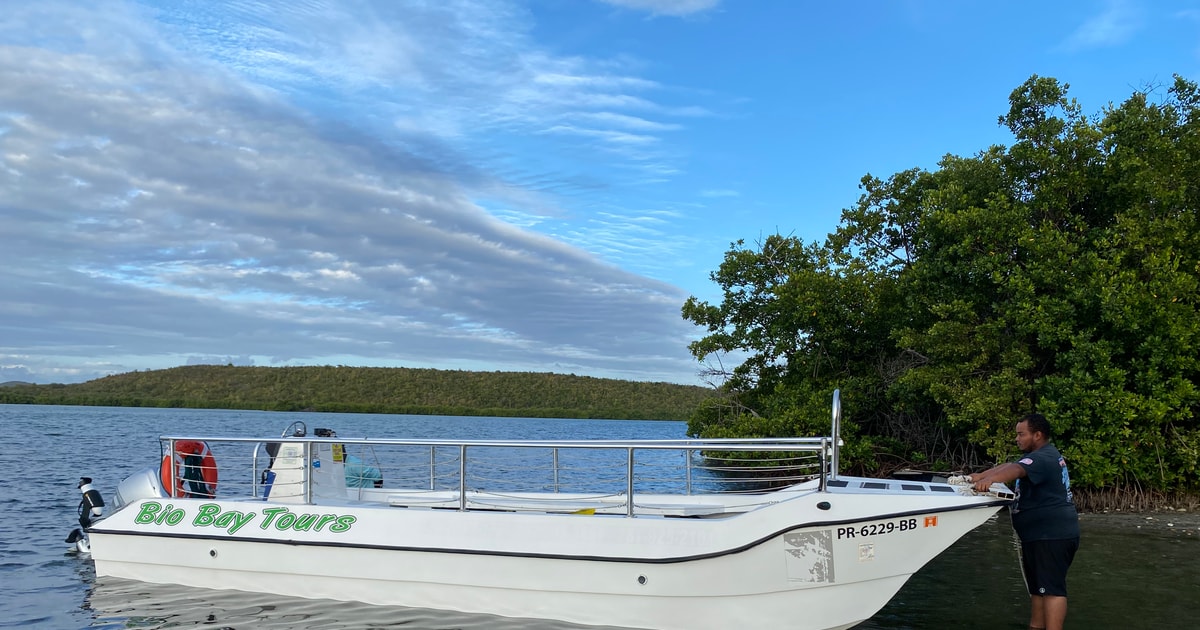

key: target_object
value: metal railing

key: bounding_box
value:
[157,390,846,517]
[160,435,833,513]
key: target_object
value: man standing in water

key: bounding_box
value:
[970,413,1080,630]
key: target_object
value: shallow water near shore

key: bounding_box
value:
[857,509,1198,629]
[2,404,1196,629]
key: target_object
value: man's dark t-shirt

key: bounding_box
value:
[1011,442,1080,541]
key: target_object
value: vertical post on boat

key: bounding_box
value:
[304,441,313,504]
[429,446,435,490]
[819,440,828,492]
[552,448,560,493]
[459,444,467,511]
[685,448,693,495]
[166,438,175,496]
[252,446,260,498]
[626,447,635,517]
[830,389,842,481]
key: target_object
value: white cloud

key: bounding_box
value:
[571,111,683,131]
[542,124,660,145]
[596,0,721,17]
[1062,0,1142,50]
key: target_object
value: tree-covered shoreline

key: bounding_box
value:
[0,364,714,421]
[683,75,1199,497]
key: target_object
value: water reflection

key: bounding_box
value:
[85,576,626,629]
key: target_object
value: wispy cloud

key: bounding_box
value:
[542,124,660,145]
[1061,0,1142,50]
[596,0,721,17]
[570,112,684,132]
[0,0,708,384]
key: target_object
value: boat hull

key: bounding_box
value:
[89,492,1003,630]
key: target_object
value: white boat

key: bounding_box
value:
[71,391,1012,630]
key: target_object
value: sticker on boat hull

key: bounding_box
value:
[784,529,835,583]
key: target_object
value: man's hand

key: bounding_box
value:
[973,476,995,493]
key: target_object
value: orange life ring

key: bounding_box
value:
[161,440,219,498]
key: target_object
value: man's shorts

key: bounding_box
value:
[1019,537,1080,597]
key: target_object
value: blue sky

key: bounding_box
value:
[1,0,1197,386]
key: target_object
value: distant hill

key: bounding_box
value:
[0,381,34,388]
[0,365,715,421]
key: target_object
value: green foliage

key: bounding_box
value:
[0,365,715,421]
[683,75,1200,492]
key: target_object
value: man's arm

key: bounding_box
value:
[970,462,1027,493]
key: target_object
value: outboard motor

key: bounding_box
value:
[65,477,105,553]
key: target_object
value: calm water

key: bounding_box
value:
[1,404,1195,629]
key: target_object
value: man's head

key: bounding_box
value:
[1015,412,1051,453]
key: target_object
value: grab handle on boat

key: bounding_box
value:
[830,389,841,481]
